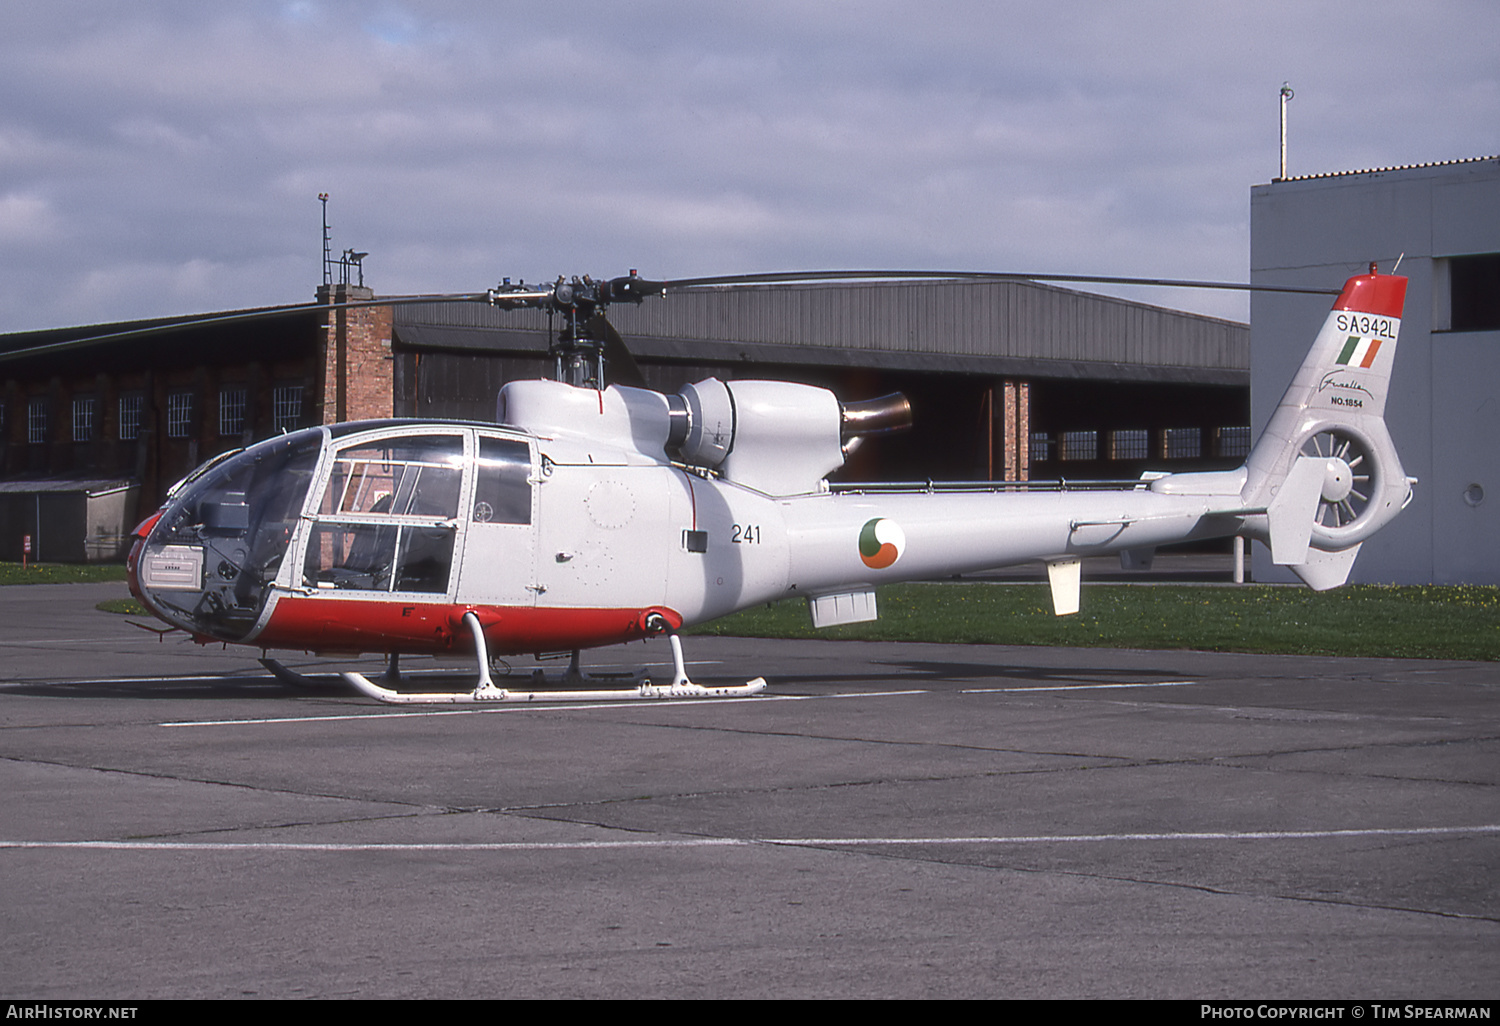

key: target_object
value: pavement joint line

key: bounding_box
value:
[962,680,1199,693]
[4,824,1498,852]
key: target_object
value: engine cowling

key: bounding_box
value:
[676,379,842,495]
[676,379,912,495]
[498,377,910,496]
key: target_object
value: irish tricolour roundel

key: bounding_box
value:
[859,518,905,569]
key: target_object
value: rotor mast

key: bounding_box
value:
[488,271,654,389]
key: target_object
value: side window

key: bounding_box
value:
[320,435,464,519]
[304,522,399,592]
[473,436,532,524]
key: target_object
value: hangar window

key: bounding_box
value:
[1215,426,1251,459]
[1059,430,1098,461]
[72,397,96,442]
[1029,432,1053,464]
[219,388,246,437]
[1163,428,1201,459]
[1109,429,1148,460]
[167,393,194,439]
[273,385,304,432]
[118,395,142,441]
[1447,254,1500,332]
[27,399,47,444]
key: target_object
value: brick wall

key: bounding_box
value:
[317,284,394,424]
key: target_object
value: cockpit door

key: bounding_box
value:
[298,430,468,600]
[453,433,538,607]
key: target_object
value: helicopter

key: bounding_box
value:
[126,265,1412,704]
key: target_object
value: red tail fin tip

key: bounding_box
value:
[1333,273,1407,319]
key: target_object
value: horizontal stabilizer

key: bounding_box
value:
[1266,456,1326,565]
[808,589,879,628]
[1291,543,1362,591]
[1046,558,1081,616]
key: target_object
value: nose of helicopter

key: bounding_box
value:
[131,429,324,643]
[126,511,161,609]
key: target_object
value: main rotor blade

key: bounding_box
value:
[586,311,647,390]
[3,265,1343,367]
[641,269,1341,296]
[0,292,491,364]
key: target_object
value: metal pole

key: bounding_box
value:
[1278,83,1294,180]
[1234,535,1245,584]
[319,193,331,287]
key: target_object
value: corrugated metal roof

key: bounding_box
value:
[395,278,1248,383]
[1274,154,1499,183]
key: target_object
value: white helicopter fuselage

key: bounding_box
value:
[129,270,1411,668]
[527,456,1239,624]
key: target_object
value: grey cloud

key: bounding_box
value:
[1,1,1496,330]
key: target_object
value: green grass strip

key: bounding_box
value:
[0,562,130,586]
[686,582,1500,661]
[9,562,1496,661]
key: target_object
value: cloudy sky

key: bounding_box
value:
[2,1,1496,331]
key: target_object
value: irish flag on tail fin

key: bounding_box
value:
[1336,334,1384,368]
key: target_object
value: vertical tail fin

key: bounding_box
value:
[1242,270,1412,584]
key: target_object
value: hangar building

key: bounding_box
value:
[1251,155,1500,584]
[0,274,1249,562]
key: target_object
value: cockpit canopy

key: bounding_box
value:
[131,422,533,644]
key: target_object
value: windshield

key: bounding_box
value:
[135,428,325,641]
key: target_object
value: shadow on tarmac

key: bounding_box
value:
[3,654,1198,701]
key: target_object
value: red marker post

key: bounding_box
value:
[22,534,31,569]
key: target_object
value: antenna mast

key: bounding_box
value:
[1278,82,1294,180]
[319,193,332,286]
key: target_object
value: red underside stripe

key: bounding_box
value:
[255,597,682,655]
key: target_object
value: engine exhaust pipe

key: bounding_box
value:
[840,393,913,440]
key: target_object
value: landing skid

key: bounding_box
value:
[259,657,345,689]
[342,611,767,705]
[341,673,768,705]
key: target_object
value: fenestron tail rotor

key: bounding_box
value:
[1302,428,1377,538]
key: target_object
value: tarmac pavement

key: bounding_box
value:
[1,582,1496,999]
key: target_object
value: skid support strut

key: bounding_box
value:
[342,611,766,705]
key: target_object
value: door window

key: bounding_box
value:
[473,436,532,524]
